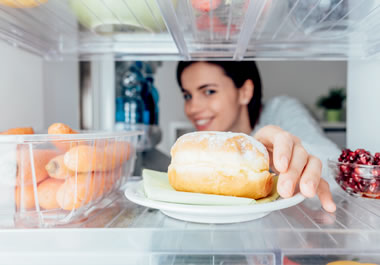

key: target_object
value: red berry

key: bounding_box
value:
[369,180,378,193]
[352,172,362,183]
[355,148,366,154]
[192,0,222,12]
[357,153,374,165]
[339,164,351,174]
[358,178,371,192]
[339,148,352,162]
[375,153,380,165]
[348,151,357,163]
[354,167,362,175]
[372,168,380,177]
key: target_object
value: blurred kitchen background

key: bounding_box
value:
[106,60,347,155]
[0,42,347,155]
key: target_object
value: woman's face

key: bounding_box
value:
[180,62,252,132]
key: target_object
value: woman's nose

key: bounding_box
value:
[186,95,204,115]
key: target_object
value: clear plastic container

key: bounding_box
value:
[328,159,380,199]
[115,123,162,152]
[0,130,141,227]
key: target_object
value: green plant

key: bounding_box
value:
[317,87,346,110]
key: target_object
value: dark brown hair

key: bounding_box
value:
[176,61,262,130]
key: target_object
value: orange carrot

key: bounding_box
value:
[0,127,34,135]
[96,167,121,196]
[45,154,74,179]
[37,178,64,210]
[63,141,131,173]
[48,123,77,134]
[56,169,124,210]
[16,148,60,185]
[48,123,78,152]
[56,173,102,210]
[15,185,36,210]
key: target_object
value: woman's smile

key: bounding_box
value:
[193,117,214,130]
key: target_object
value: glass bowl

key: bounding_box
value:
[328,159,380,199]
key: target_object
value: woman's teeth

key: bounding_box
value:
[196,119,210,126]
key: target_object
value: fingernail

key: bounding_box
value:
[280,156,288,171]
[325,203,336,213]
[304,180,316,197]
[282,180,293,196]
[307,180,316,190]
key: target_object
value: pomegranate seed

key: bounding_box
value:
[358,179,371,192]
[357,153,373,165]
[354,167,363,175]
[340,164,351,174]
[372,168,380,177]
[339,149,351,162]
[369,182,378,193]
[348,152,357,162]
[375,153,380,165]
[376,180,380,193]
[355,148,367,155]
[352,172,362,183]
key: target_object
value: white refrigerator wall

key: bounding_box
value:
[43,60,80,129]
[347,61,380,153]
[0,41,79,131]
[0,41,44,131]
[155,61,347,155]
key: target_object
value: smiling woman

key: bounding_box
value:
[176,61,341,213]
[177,61,261,134]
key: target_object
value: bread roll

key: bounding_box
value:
[168,131,273,199]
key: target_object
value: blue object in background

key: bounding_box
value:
[147,76,159,125]
[115,96,125,122]
[124,84,144,124]
[116,61,160,126]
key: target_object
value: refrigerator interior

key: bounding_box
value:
[0,0,380,264]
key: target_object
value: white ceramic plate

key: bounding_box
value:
[124,181,305,224]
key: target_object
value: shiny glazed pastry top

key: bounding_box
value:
[168,131,273,199]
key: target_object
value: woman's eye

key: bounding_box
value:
[204,89,216,96]
[183,93,192,101]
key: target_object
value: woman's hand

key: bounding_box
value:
[254,125,336,213]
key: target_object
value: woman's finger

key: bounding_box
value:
[299,155,322,198]
[254,125,283,152]
[317,178,336,213]
[277,144,308,198]
[272,131,294,172]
